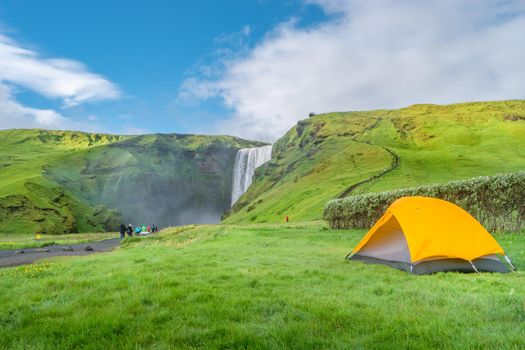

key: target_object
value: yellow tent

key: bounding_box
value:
[347,196,515,274]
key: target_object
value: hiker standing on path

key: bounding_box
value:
[126,224,133,237]
[119,224,126,239]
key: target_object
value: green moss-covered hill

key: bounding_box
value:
[225,100,525,223]
[3,100,525,232]
[0,129,263,234]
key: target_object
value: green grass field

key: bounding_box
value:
[1,222,524,349]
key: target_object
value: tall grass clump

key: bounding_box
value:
[324,172,525,232]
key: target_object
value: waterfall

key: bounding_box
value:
[231,145,272,206]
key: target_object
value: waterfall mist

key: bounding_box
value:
[231,145,272,206]
[46,134,251,229]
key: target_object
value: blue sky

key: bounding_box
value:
[0,0,326,137]
[0,1,524,141]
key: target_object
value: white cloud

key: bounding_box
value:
[180,0,525,142]
[0,33,120,129]
[0,83,66,129]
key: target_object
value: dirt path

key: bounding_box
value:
[337,117,400,198]
[337,147,399,198]
[0,238,120,268]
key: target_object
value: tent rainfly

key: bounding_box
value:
[346,196,516,274]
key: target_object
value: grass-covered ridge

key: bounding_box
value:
[0,129,263,234]
[226,100,525,223]
[0,129,127,234]
[1,222,524,349]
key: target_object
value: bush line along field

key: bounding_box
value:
[325,171,525,232]
[225,100,525,224]
[1,223,524,349]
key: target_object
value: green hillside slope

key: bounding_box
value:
[0,129,262,234]
[0,130,126,234]
[225,100,525,223]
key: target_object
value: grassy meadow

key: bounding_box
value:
[1,222,524,349]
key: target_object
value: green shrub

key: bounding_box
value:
[324,172,525,232]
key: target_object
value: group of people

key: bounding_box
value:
[119,223,159,239]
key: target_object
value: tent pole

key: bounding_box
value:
[410,264,414,274]
[345,252,355,261]
[469,261,479,273]
[504,255,517,271]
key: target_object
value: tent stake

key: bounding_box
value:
[504,255,517,271]
[345,252,355,261]
[469,261,479,273]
